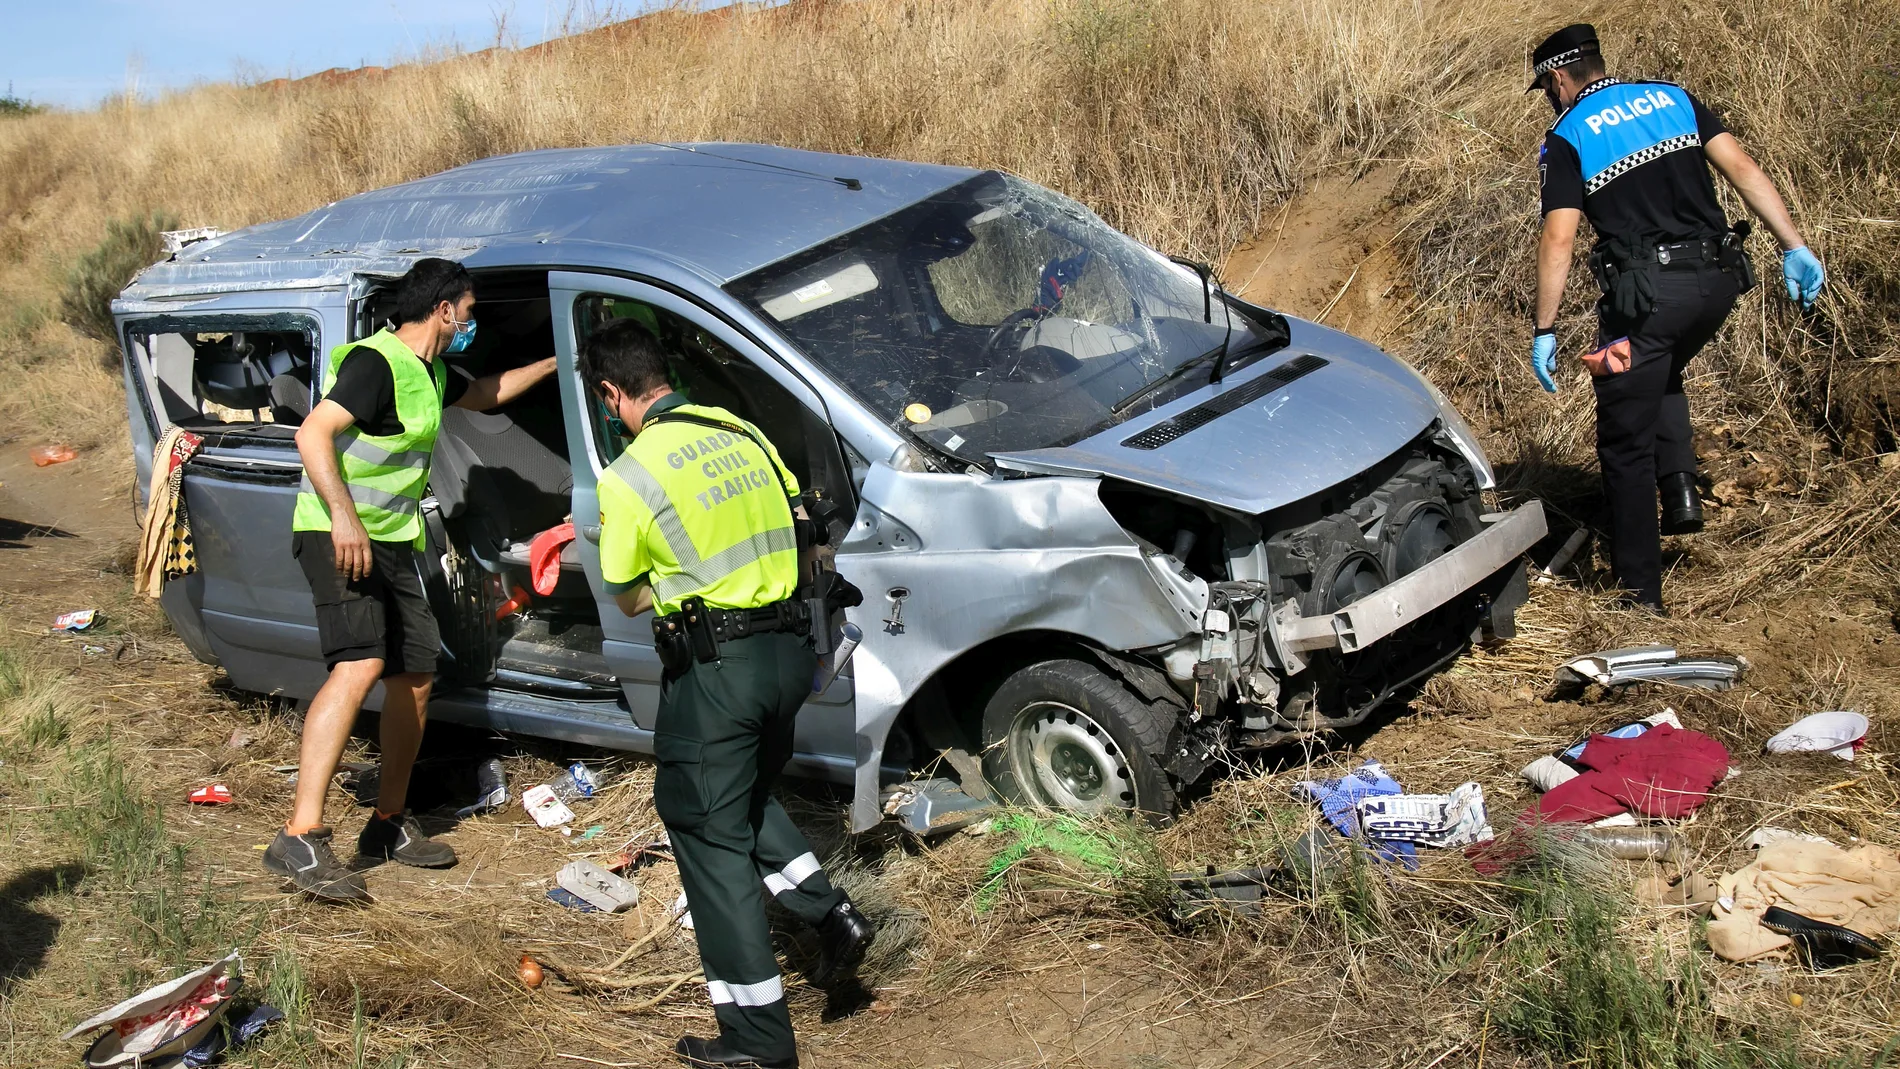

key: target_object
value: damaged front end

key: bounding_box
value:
[1103,432,1544,786]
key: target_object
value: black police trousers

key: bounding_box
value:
[1592,261,1739,606]
[653,631,844,1061]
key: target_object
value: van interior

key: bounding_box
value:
[174,270,857,699]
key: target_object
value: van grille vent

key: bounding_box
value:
[1120,354,1328,450]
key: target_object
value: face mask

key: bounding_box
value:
[445,316,477,354]
[607,415,632,439]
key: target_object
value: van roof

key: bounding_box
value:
[120,143,980,302]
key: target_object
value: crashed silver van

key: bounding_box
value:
[115,144,1544,831]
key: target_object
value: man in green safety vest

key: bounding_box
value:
[580,318,875,1069]
[264,258,555,904]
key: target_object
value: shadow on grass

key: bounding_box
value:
[0,862,85,995]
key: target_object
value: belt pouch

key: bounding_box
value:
[652,614,694,678]
[681,596,721,663]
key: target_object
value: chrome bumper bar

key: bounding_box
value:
[1282,501,1547,654]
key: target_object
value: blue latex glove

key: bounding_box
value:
[1531,331,1558,393]
[1783,246,1825,308]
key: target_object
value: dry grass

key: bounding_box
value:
[2,0,1899,1066]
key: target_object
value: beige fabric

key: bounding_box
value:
[136,428,203,599]
[1706,840,1900,962]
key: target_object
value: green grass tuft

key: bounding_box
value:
[58,211,173,342]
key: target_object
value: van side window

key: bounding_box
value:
[125,324,317,429]
[573,297,816,484]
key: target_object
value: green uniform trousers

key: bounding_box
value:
[653,631,844,1061]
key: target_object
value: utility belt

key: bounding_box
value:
[1588,221,1757,320]
[651,571,864,679]
[653,595,812,676]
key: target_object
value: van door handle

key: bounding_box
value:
[581,524,602,544]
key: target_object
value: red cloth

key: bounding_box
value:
[1536,724,1729,822]
[528,523,577,596]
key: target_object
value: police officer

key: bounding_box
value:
[580,318,875,1069]
[268,257,556,902]
[1528,23,1824,613]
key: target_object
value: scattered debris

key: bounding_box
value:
[578,824,604,841]
[517,955,544,989]
[552,762,600,803]
[1534,724,1730,823]
[455,757,508,819]
[1555,646,1746,692]
[1708,839,1900,964]
[1764,711,1868,761]
[882,777,994,836]
[1534,527,1590,584]
[64,951,241,1067]
[182,1003,282,1068]
[1357,782,1494,848]
[674,891,695,929]
[31,444,77,467]
[522,784,576,829]
[223,726,259,751]
[187,784,233,806]
[1171,865,1284,915]
[1747,827,1834,851]
[1559,708,1682,762]
[1299,759,1416,867]
[547,888,600,912]
[1577,827,1679,862]
[52,609,99,632]
[1760,906,1885,969]
[556,860,640,913]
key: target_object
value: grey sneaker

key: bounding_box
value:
[263,827,371,904]
[358,811,457,868]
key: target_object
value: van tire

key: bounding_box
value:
[980,659,1178,822]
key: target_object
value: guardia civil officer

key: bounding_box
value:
[1528,24,1824,613]
[265,258,555,903]
[580,319,875,1069]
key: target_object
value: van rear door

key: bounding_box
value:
[118,292,345,701]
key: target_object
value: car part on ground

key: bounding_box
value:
[1554,646,1748,691]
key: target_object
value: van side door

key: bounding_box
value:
[548,273,858,770]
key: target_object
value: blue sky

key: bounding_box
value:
[1,1,626,108]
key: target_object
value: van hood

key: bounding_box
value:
[988,319,1446,516]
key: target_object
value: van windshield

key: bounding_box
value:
[725,172,1286,462]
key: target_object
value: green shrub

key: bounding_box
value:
[59,211,174,341]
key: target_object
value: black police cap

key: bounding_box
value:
[1528,23,1601,91]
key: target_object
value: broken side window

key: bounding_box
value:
[124,318,318,429]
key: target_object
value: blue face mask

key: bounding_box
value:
[445,316,477,354]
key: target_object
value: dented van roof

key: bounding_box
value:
[119,143,979,302]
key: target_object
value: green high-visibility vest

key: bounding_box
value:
[291,329,448,549]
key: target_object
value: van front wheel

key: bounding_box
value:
[980,659,1178,822]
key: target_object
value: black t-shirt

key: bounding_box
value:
[1540,79,1730,249]
[324,346,468,436]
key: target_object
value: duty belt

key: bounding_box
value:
[1588,224,1754,320]
[653,595,812,676]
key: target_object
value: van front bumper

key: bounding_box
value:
[1280,501,1547,654]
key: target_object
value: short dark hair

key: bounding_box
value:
[387,257,473,327]
[579,319,670,398]
[1567,53,1606,81]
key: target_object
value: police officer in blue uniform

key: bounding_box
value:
[1528,24,1825,613]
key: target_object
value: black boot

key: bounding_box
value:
[809,899,876,988]
[1658,472,1704,535]
[675,1035,796,1068]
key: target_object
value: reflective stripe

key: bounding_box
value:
[298,473,420,517]
[705,976,784,1007]
[607,452,702,568]
[762,852,823,897]
[337,432,431,471]
[653,525,797,604]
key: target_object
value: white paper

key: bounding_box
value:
[522,784,575,829]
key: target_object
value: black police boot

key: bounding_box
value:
[809,899,876,988]
[674,1035,797,1069]
[1658,472,1704,535]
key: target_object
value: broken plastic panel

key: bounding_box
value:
[1554,646,1747,691]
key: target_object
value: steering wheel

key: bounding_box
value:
[979,308,1045,366]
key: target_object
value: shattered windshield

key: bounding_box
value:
[726,172,1286,463]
